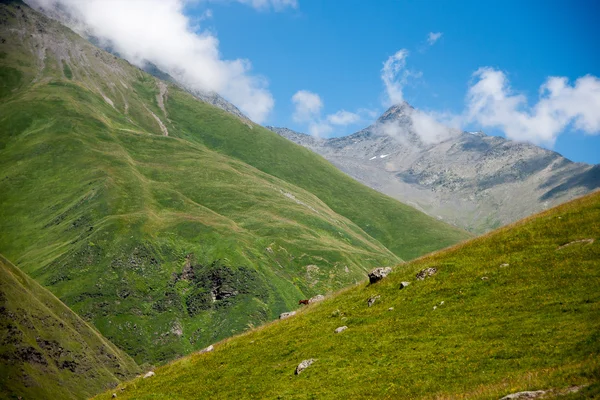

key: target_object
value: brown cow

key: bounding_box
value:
[298,299,309,305]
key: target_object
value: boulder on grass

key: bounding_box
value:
[334,326,347,334]
[500,390,547,399]
[279,311,296,320]
[143,371,155,379]
[199,345,214,354]
[295,359,315,375]
[368,267,392,284]
[416,267,437,280]
[367,295,380,307]
[309,294,325,304]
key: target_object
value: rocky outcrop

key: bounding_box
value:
[199,345,214,354]
[309,294,325,304]
[416,267,437,280]
[295,359,315,375]
[499,390,547,399]
[279,311,296,320]
[367,295,380,307]
[368,267,392,284]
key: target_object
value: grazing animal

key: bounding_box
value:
[298,299,309,305]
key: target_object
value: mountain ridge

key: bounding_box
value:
[268,102,599,233]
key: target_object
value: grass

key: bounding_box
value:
[0,254,140,400]
[95,192,600,399]
[0,2,469,365]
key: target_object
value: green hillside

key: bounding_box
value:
[0,2,469,364]
[97,192,600,399]
[0,254,139,400]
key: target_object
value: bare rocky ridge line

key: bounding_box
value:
[268,103,600,233]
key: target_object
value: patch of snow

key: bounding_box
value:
[369,156,377,160]
[379,154,390,158]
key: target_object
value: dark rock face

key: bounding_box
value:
[368,267,392,284]
[169,260,266,317]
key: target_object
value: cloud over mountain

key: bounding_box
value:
[26,0,275,123]
[465,68,600,146]
[379,49,600,147]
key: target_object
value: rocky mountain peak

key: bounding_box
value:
[377,101,415,124]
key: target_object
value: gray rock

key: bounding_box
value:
[557,238,595,250]
[388,307,394,311]
[309,294,325,304]
[279,311,296,320]
[500,390,547,399]
[399,281,410,289]
[295,359,315,375]
[334,326,347,333]
[112,394,117,398]
[367,295,380,307]
[199,344,214,354]
[416,267,437,280]
[368,267,392,284]
[500,263,510,268]
[143,371,155,379]
[268,102,600,235]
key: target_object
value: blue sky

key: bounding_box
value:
[184,0,599,163]
[33,0,598,163]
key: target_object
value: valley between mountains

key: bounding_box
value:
[0,0,467,371]
[0,1,598,399]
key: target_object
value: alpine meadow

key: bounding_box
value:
[0,0,598,399]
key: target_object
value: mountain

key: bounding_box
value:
[23,0,251,123]
[0,1,469,365]
[95,191,600,400]
[0,254,139,399]
[268,102,600,233]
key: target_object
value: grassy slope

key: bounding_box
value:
[97,192,600,399]
[0,254,140,400]
[0,3,468,364]
[164,91,470,261]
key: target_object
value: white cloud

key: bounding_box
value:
[375,108,458,145]
[291,91,365,138]
[327,110,361,126]
[292,90,323,122]
[232,0,297,11]
[378,50,600,147]
[465,68,600,146]
[381,49,421,106]
[427,32,442,45]
[199,8,213,20]
[26,0,274,123]
[308,121,333,137]
[381,49,409,105]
